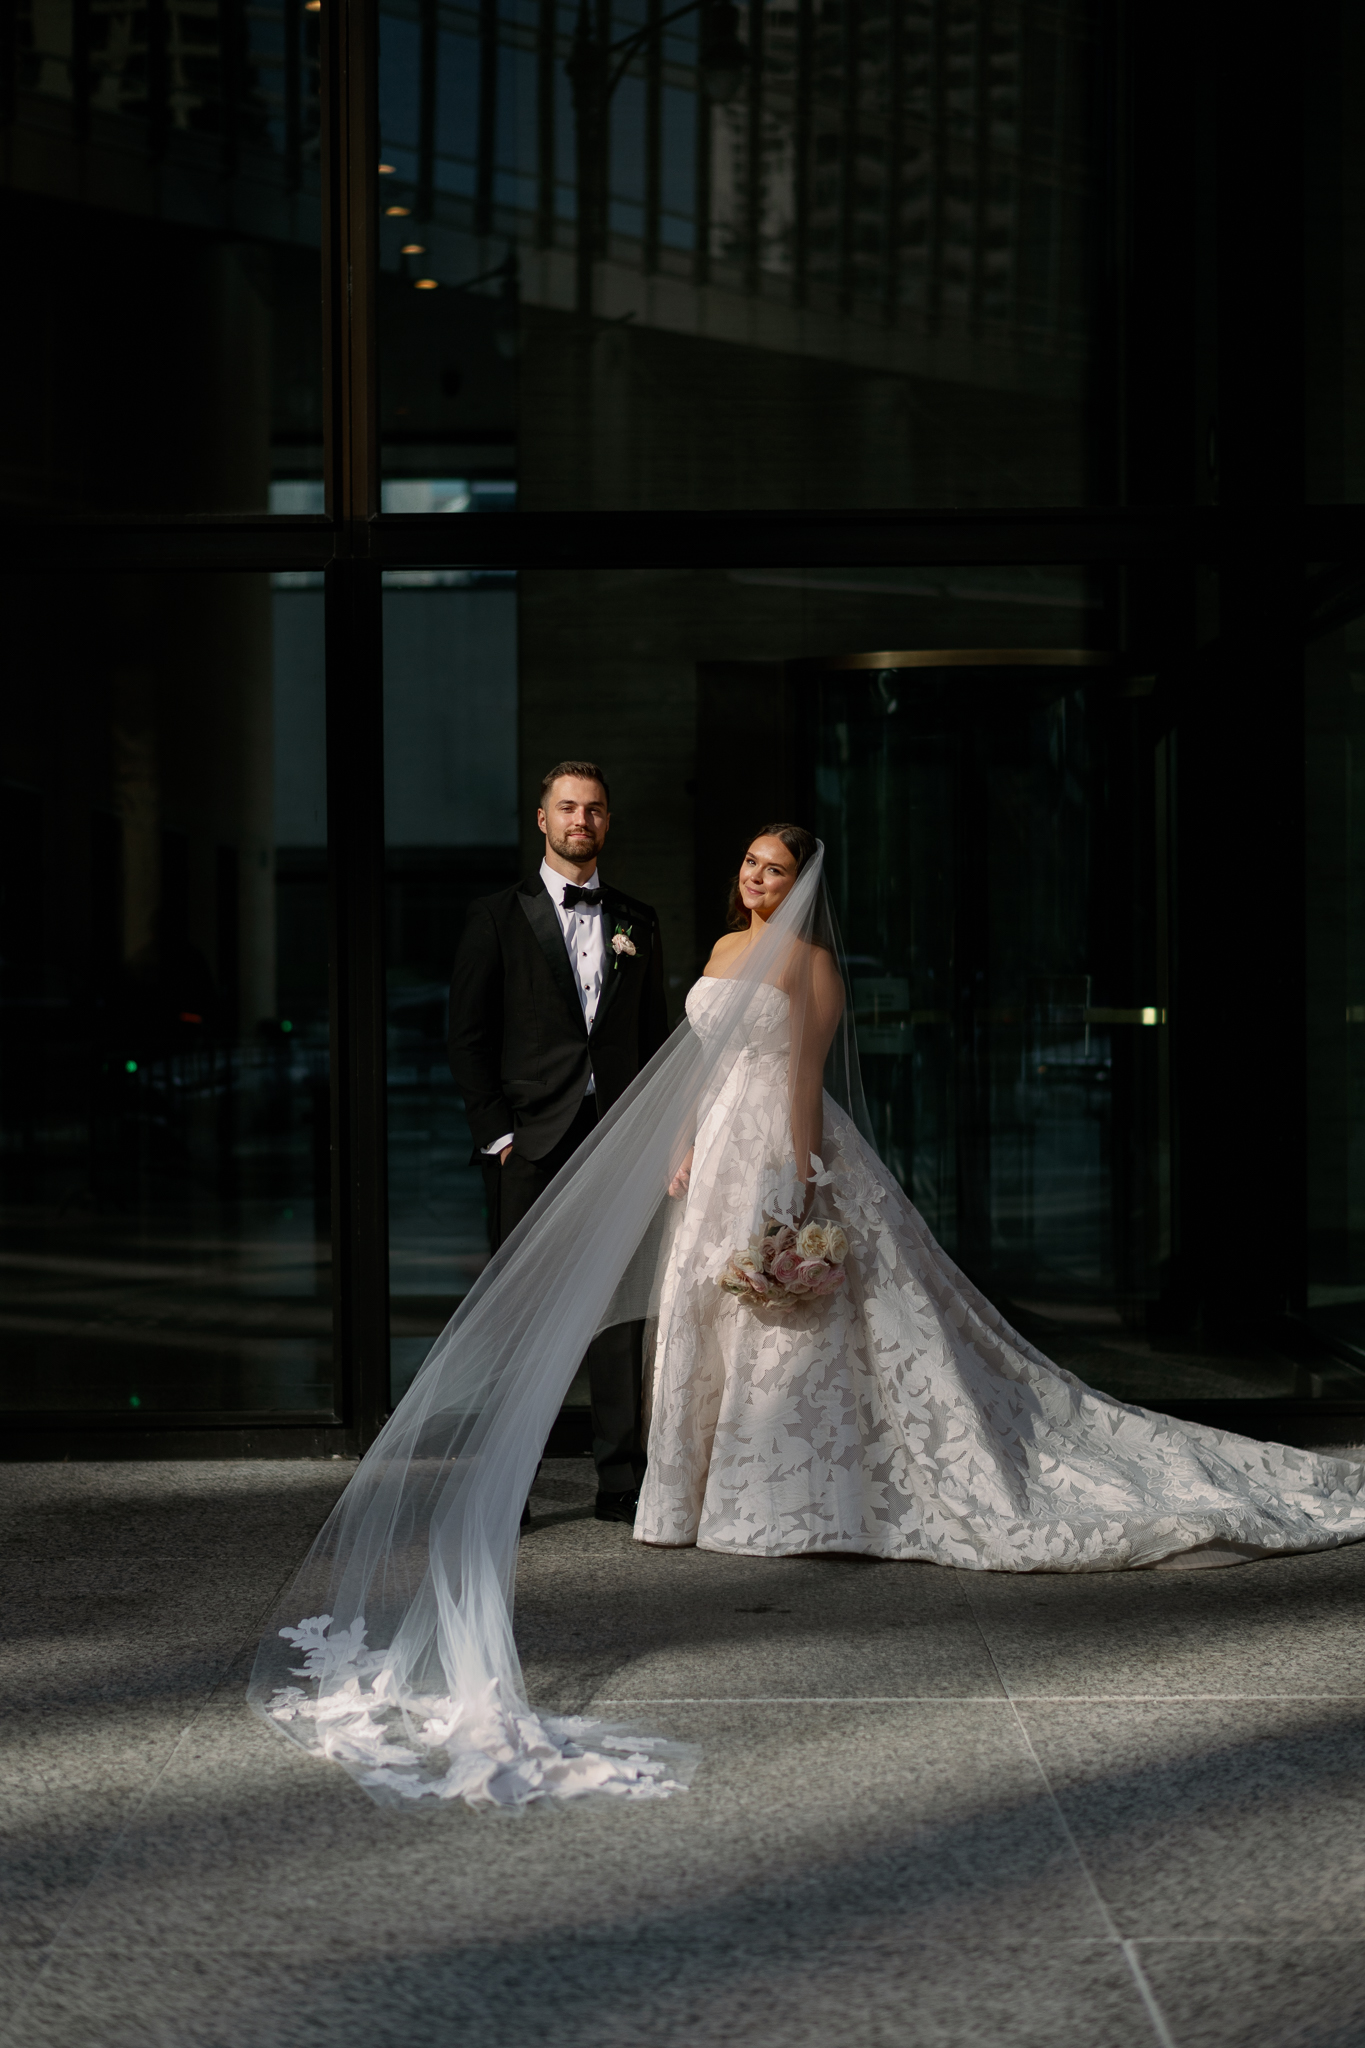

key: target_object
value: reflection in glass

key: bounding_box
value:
[381,564,519,1405]
[377,0,1104,508]
[1306,622,1365,1371]
[807,654,1147,1304]
[7,0,321,514]
[0,574,333,1419]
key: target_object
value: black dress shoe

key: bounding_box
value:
[594,1489,640,1524]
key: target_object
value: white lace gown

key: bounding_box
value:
[635,977,1365,1570]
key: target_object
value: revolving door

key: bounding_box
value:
[801,652,1163,1315]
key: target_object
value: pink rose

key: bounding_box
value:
[811,1264,847,1296]
[770,1248,804,1286]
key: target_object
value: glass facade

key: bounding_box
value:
[4,0,1364,1453]
[376,0,1106,509]
[0,572,334,1427]
[9,0,321,513]
[381,552,518,1402]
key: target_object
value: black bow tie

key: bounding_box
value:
[561,884,601,909]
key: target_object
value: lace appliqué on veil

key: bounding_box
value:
[265,1615,695,1808]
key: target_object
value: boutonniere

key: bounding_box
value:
[610,920,637,970]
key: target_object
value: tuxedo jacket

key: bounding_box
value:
[448,873,669,1161]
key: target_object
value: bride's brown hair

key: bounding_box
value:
[726,823,818,929]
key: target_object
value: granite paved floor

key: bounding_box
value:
[3,1455,1365,2048]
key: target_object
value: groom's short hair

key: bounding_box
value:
[540,760,610,805]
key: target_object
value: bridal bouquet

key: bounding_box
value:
[720,1218,849,1311]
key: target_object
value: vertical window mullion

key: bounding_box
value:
[320,0,390,1449]
[926,0,945,332]
[71,0,92,141]
[694,49,712,282]
[744,0,764,294]
[793,0,811,303]
[882,0,904,320]
[417,0,438,219]
[838,0,859,309]
[644,0,662,271]
[477,0,499,236]
[970,0,992,329]
[537,0,558,246]
[284,0,303,186]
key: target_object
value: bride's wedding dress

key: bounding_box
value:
[637,976,1365,1570]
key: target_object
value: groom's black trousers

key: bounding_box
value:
[482,1096,646,1495]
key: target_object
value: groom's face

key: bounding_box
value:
[539,777,611,865]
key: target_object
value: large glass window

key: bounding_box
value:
[382,542,518,1403]
[7,0,321,514]
[1305,2,1365,504]
[376,0,1107,510]
[6,0,1361,1456]
[0,571,333,1423]
[1306,617,1365,1372]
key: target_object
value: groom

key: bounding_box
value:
[447,760,669,1521]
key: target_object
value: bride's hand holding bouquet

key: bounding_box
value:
[720,1216,849,1311]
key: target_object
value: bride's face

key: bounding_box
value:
[738,836,798,922]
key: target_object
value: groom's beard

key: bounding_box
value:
[547,826,601,864]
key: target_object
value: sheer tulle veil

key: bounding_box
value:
[248,843,869,1808]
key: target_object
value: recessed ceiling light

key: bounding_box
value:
[401,242,425,254]
[378,163,395,174]
[385,204,411,216]
[304,1,319,11]
[415,278,439,291]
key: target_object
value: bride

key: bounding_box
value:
[251,828,1365,1808]
[637,825,1365,1568]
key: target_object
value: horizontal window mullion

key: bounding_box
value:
[6,506,1365,573]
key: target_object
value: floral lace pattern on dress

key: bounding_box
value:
[635,978,1365,1570]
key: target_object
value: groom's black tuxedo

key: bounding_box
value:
[447,872,669,1161]
[446,870,668,1501]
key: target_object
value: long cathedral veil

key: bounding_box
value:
[248,844,869,1809]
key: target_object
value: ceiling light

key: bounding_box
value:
[304,2,319,11]
[385,204,411,216]
[401,242,425,254]
[378,163,395,174]
[415,278,439,291]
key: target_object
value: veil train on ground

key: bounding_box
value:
[248,849,853,1807]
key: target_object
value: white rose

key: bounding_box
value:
[825,1225,848,1264]
[796,1221,829,1260]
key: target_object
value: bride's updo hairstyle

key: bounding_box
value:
[726,823,818,929]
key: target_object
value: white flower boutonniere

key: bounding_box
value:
[611,921,636,970]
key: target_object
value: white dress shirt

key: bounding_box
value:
[481,859,605,1156]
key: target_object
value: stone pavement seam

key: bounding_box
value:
[591,1692,1365,1704]
[962,1593,1182,2048]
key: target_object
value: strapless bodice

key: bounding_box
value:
[684,976,790,1055]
